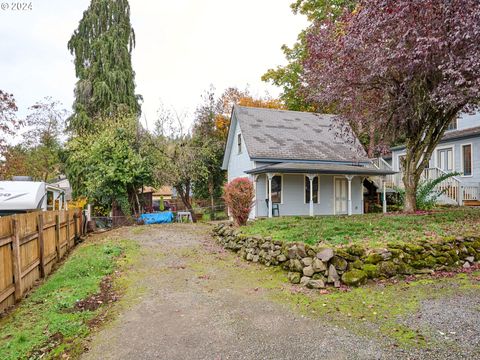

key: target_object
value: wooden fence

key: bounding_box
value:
[0,209,83,313]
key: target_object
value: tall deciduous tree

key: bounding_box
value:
[68,0,141,134]
[262,0,356,111]
[65,115,152,215]
[303,0,480,211]
[0,90,20,156]
[151,114,199,215]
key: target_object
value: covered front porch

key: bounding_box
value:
[246,162,396,218]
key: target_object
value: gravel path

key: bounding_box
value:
[81,224,480,360]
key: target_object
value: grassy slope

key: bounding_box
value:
[0,237,138,360]
[242,208,480,246]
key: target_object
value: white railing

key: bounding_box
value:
[422,167,461,204]
[463,185,480,201]
[371,158,396,188]
[371,158,471,204]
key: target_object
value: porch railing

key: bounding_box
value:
[371,158,476,205]
[463,185,480,201]
[371,158,397,188]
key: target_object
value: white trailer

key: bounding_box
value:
[0,181,67,215]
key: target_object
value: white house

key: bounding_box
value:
[222,106,395,218]
[384,113,480,206]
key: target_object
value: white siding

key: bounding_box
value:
[255,174,363,217]
[226,118,254,182]
[391,135,480,186]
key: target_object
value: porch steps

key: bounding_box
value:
[464,200,480,207]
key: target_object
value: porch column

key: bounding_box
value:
[252,175,258,219]
[267,173,274,218]
[345,175,354,216]
[361,177,366,214]
[307,174,316,217]
[382,177,387,213]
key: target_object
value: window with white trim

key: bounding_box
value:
[305,176,319,204]
[447,119,458,131]
[462,144,472,176]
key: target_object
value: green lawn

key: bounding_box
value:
[0,237,138,360]
[242,208,480,247]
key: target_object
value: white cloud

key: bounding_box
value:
[0,0,307,130]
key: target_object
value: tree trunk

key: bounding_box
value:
[402,146,423,212]
[176,182,196,222]
[209,179,215,221]
[404,182,417,212]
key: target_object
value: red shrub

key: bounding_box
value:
[223,178,254,226]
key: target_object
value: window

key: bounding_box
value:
[237,133,242,154]
[305,176,319,203]
[437,147,454,172]
[462,144,472,176]
[269,175,282,203]
[447,119,458,131]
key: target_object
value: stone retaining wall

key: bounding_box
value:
[212,223,480,288]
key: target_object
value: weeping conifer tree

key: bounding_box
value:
[68,0,141,134]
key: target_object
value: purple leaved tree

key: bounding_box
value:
[303,0,480,211]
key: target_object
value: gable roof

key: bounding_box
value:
[228,106,369,164]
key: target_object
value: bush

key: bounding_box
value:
[223,178,254,226]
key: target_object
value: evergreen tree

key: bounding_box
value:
[68,0,141,134]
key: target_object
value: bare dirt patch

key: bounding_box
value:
[74,276,118,312]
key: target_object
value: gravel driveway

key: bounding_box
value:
[81,224,480,360]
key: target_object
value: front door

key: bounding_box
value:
[335,178,348,215]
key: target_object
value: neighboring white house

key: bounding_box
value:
[222,106,395,218]
[384,113,480,206]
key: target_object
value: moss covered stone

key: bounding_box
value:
[334,249,357,261]
[351,260,364,269]
[341,269,368,287]
[365,253,383,265]
[362,264,379,279]
[404,243,424,253]
[346,245,366,257]
[331,256,348,271]
[287,272,301,284]
[378,261,397,277]
[424,255,437,268]
[435,256,448,265]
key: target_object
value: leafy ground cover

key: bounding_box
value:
[0,236,138,360]
[241,208,480,247]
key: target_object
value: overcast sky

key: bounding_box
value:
[0,0,307,130]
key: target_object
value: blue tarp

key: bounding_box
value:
[139,211,174,224]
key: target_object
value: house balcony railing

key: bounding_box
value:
[371,158,480,205]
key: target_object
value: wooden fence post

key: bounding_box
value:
[73,212,78,242]
[11,217,23,301]
[66,212,70,249]
[37,213,45,278]
[55,214,60,260]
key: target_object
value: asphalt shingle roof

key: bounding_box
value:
[441,125,480,142]
[390,125,480,151]
[234,106,369,162]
